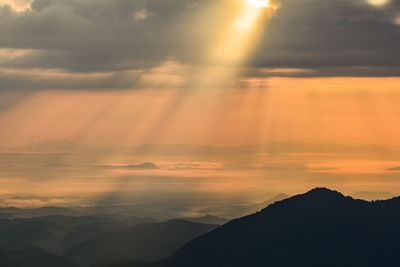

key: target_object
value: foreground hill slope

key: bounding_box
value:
[104,188,400,267]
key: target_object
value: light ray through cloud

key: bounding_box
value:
[211,0,277,66]
[2,0,400,211]
[86,0,281,204]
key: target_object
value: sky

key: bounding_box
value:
[1,0,400,211]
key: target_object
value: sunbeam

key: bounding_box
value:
[210,0,278,66]
[2,3,400,259]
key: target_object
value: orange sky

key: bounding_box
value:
[1,76,400,209]
[1,77,399,147]
[1,0,400,209]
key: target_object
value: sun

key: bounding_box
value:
[247,0,271,8]
[208,0,278,65]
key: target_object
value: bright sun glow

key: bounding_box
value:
[367,0,390,6]
[248,0,271,8]
[210,0,275,65]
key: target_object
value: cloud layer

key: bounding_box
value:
[0,0,399,91]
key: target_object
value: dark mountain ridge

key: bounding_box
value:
[103,188,400,267]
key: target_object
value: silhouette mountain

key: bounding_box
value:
[0,248,78,267]
[0,207,82,219]
[59,219,126,250]
[0,214,159,267]
[0,215,133,253]
[102,188,400,267]
[63,219,218,266]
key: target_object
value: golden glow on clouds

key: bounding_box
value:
[0,49,36,58]
[367,0,390,6]
[248,0,271,8]
[210,0,277,65]
[134,8,150,21]
[2,0,32,12]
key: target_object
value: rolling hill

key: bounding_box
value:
[0,248,78,267]
[64,219,218,266]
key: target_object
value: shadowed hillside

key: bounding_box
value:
[0,248,78,267]
[0,215,158,267]
[0,215,147,253]
[64,219,218,266]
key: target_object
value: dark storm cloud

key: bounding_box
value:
[0,0,192,72]
[249,0,400,72]
[0,0,399,91]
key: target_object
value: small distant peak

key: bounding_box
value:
[304,187,345,198]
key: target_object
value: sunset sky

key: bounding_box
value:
[1,0,400,211]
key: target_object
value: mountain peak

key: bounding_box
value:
[308,187,339,193]
[304,187,345,198]
[285,187,350,205]
[256,187,351,216]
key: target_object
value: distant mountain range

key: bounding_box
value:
[3,188,400,267]
[0,192,289,220]
[0,214,219,267]
[0,215,156,254]
[102,188,400,267]
[0,207,83,219]
[63,219,218,266]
